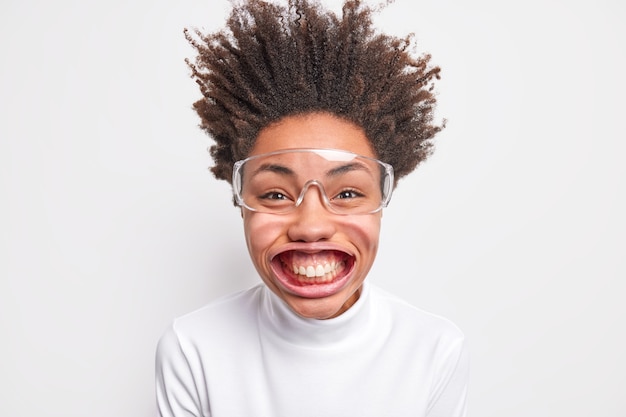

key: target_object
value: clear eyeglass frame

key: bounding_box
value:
[232,148,394,215]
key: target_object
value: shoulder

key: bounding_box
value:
[368,284,468,387]
[159,284,265,350]
[369,284,465,347]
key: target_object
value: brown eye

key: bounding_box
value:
[335,189,364,199]
[260,192,289,200]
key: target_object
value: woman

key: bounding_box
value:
[156,1,468,416]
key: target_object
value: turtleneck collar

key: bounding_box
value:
[258,283,378,350]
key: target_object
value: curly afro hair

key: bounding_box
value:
[185,0,445,186]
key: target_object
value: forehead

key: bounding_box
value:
[250,113,376,158]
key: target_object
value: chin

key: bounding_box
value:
[278,285,362,320]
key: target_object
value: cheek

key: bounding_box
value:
[339,215,382,251]
[243,212,382,256]
[243,213,286,259]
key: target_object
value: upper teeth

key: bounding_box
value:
[294,262,337,278]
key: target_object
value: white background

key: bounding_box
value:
[1,0,624,416]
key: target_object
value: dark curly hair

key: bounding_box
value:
[185,0,445,186]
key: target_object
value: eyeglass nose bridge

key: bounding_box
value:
[293,179,333,211]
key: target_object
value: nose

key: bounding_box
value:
[287,182,337,242]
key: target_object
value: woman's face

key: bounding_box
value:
[242,112,383,319]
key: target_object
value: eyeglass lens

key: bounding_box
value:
[234,149,392,214]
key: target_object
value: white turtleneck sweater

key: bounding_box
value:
[155,283,468,417]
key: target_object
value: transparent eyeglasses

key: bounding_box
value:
[232,148,394,215]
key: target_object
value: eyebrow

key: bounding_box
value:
[252,162,370,183]
[326,162,370,177]
[252,161,371,179]
[252,163,296,177]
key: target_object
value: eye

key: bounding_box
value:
[335,189,364,200]
[259,191,289,201]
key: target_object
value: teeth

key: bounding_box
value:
[288,260,345,283]
[315,265,325,277]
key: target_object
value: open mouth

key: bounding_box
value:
[273,250,355,287]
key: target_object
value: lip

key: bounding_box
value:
[269,245,356,299]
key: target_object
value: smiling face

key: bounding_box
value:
[241,112,383,319]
